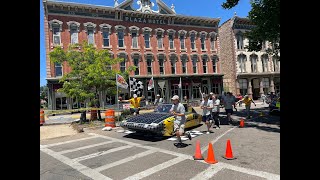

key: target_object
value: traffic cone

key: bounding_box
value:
[40,109,45,126]
[239,119,244,128]
[223,139,237,160]
[193,140,204,160]
[204,143,218,164]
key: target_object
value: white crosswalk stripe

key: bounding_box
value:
[58,141,115,155]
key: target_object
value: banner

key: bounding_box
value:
[116,74,128,89]
[158,81,166,89]
[148,77,154,90]
[178,77,182,89]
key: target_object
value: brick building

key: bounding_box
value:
[219,16,280,100]
[43,0,222,110]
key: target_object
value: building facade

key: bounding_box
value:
[219,16,280,100]
[43,0,222,110]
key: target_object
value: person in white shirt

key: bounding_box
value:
[211,95,220,129]
[223,92,236,124]
[154,94,164,105]
[201,94,214,134]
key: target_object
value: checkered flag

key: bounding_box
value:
[130,77,144,96]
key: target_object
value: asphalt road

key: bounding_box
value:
[40,103,280,180]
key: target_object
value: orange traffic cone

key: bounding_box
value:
[193,140,204,160]
[204,143,218,164]
[239,119,244,128]
[40,109,45,126]
[223,139,237,160]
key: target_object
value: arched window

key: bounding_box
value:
[250,54,258,73]
[261,54,269,72]
[238,54,246,73]
[84,22,97,45]
[167,29,176,50]
[99,24,112,47]
[189,30,198,51]
[67,21,80,45]
[129,26,140,49]
[115,25,126,48]
[49,19,63,46]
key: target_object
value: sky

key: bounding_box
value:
[40,0,251,86]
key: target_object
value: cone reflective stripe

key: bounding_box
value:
[193,140,204,160]
[223,139,237,160]
[239,119,244,128]
[204,143,218,164]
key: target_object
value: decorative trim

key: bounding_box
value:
[167,29,176,35]
[201,53,209,58]
[191,53,200,62]
[199,31,208,38]
[142,27,152,32]
[131,52,142,57]
[84,22,97,33]
[99,23,112,32]
[67,21,80,32]
[129,25,140,34]
[49,19,63,31]
[115,25,126,31]
[144,53,154,61]
[156,52,167,61]
[154,28,165,35]
[178,30,187,37]
[209,31,217,40]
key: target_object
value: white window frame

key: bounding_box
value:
[49,19,63,47]
[118,52,127,73]
[178,30,187,51]
[155,28,165,50]
[209,32,217,51]
[115,25,126,49]
[167,29,176,50]
[99,24,112,48]
[157,53,166,75]
[262,78,270,88]
[261,54,269,72]
[131,53,141,75]
[106,52,114,71]
[142,27,152,49]
[181,54,188,74]
[238,54,247,73]
[202,54,208,74]
[236,32,244,50]
[212,55,218,73]
[189,30,198,51]
[169,54,177,74]
[250,54,258,73]
[67,21,80,45]
[146,54,153,75]
[200,31,208,51]
[84,22,97,45]
[191,54,198,74]
[129,26,140,49]
[273,56,280,72]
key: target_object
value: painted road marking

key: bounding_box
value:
[123,157,186,180]
[41,135,97,148]
[201,127,235,153]
[40,147,111,180]
[58,141,115,155]
[94,149,157,172]
[72,145,132,162]
[190,165,225,180]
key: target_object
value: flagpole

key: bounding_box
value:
[116,74,119,122]
[180,77,183,102]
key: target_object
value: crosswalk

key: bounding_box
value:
[41,133,280,180]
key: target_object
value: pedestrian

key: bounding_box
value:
[230,92,237,111]
[120,94,145,116]
[261,93,266,104]
[154,94,164,106]
[211,94,221,129]
[239,95,256,118]
[209,92,214,100]
[170,95,192,147]
[223,92,236,124]
[200,94,214,134]
[237,94,243,107]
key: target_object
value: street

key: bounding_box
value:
[40,103,280,180]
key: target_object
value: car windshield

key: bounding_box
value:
[154,104,172,113]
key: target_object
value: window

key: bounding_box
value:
[238,54,246,73]
[132,32,138,48]
[158,56,165,74]
[192,56,198,73]
[212,83,219,94]
[100,24,112,47]
[107,53,114,70]
[157,34,163,48]
[102,31,110,47]
[192,84,201,99]
[169,34,174,49]
[262,55,269,72]
[273,56,280,72]
[262,78,270,93]
[190,33,196,50]
[209,32,217,51]
[133,57,140,75]
[118,53,126,73]
[180,35,185,50]
[49,19,63,46]
[210,37,215,50]
[250,55,258,73]
[200,34,206,50]
[238,79,248,95]
[118,31,124,47]
[170,56,176,74]
[182,85,189,98]
[55,63,62,77]
[212,56,218,73]
[181,55,187,74]
[202,57,208,74]
[70,25,78,44]
[236,32,244,49]
[106,63,112,71]
[147,56,153,75]
[84,22,96,45]
[144,33,150,48]
[115,25,126,48]
[171,85,179,98]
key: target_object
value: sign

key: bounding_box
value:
[122,103,131,110]
[124,16,167,25]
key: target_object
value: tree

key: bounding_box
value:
[49,41,135,120]
[222,0,280,58]
[40,85,48,108]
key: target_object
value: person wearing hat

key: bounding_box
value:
[121,94,145,116]
[209,92,214,100]
[170,95,192,146]
[238,95,256,118]
[154,94,164,106]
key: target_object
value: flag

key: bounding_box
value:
[148,77,154,90]
[130,77,144,96]
[116,74,128,89]
[178,77,182,89]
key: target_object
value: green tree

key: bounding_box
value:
[222,0,280,58]
[49,41,135,120]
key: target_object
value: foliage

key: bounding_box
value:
[49,41,135,105]
[222,0,280,58]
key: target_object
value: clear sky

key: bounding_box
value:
[40,0,251,86]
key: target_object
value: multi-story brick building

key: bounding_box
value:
[219,16,280,100]
[43,0,222,110]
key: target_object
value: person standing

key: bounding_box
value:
[223,92,236,124]
[170,95,192,146]
[120,94,145,115]
[154,94,164,106]
[240,95,256,118]
[261,93,266,104]
[211,95,221,129]
[200,94,213,134]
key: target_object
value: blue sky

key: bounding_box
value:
[40,0,251,86]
